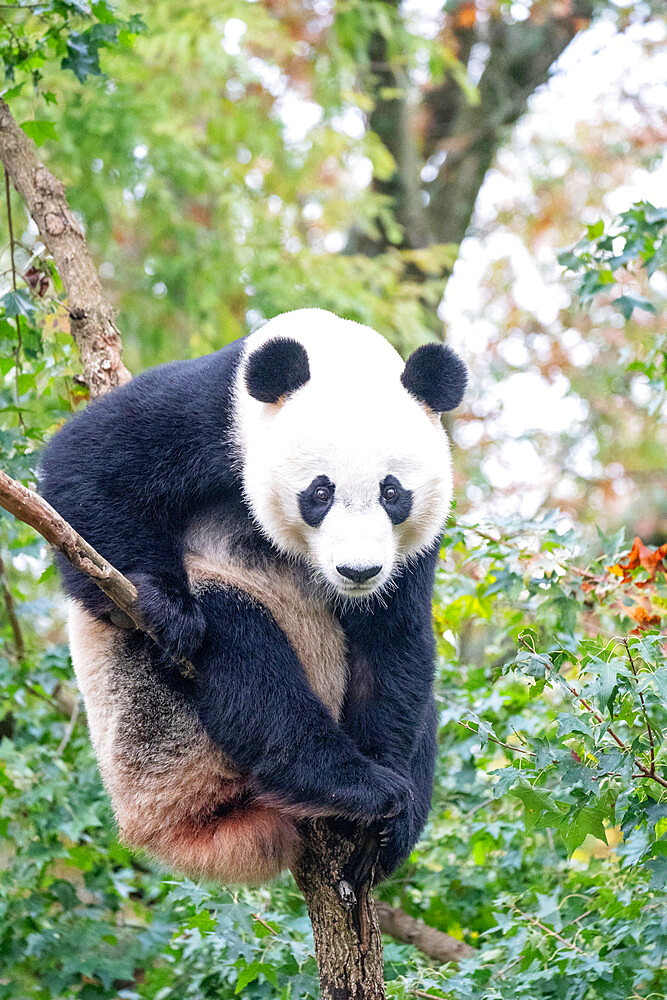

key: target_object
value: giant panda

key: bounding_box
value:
[41,308,467,885]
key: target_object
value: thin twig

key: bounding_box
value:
[23,682,64,712]
[458,719,536,757]
[4,167,16,291]
[251,913,278,936]
[55,696,80,757]
[4,165,24,429]
[512,905,584,954]
[624,638,655,776]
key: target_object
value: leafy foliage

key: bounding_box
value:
[0,0,144,92]
[1,2,666,999]
[558,202,667,320]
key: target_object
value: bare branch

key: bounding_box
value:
[0,468,140,618]
[0,98,130,397]
[458,719,536,758]
[0,469,195,674]
[375,901,474,964]
[0,550,25,657]
[55,695,80,757]
[624,637,656,776]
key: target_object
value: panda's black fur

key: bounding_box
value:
[41,314,465,884]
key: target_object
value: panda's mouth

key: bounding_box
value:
[335,578,385,600]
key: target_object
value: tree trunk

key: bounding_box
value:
[352,7,589,257]
[0,97,130,397]
[292,822,385,1000]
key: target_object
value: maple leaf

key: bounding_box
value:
[608,536,667,583]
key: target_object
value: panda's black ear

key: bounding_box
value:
[401,343,467,412]
[245,338,311,403]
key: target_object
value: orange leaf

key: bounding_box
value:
[627,605,661,628]
[616,536,667,581]
[456,3,477,29]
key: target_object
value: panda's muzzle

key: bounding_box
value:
[336,564,382,584]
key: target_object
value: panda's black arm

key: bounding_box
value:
[193,586,415,824]
[341,547,439,770]
[376,697,437,880]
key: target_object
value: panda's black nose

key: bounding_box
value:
[337,564,382,583]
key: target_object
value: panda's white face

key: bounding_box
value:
[233,310,463,602]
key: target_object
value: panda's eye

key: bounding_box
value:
[299,476,335,527]
[314,486,332,504]
[380,475,413,525]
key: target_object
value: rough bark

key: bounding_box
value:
[355,7,589,257]
[375,901,474,964]
[426,15,586,247]
[292,822,386,1000]
[0,469,140,622]
[0,97,130,397]
[0,469,197,677]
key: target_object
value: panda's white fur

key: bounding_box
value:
[234,309,454,601]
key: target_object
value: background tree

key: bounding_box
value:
[1,2,666,999]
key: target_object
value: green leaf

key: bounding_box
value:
[561,804,607,855]
[597,658,623,712]
[1,289,34,319]
[645,856,667,889]
[235,961,261,992]
[556,713,592,738]
[644,204,667,224]
[511,780,563,833]
[20,120,58,146]
[587,220,604,239]
[615,294,657,320]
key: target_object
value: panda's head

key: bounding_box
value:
[234,309,466,601]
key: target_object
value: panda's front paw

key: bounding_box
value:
[365,763,415,822]
[128,572,206,664]
[376,811,414,881]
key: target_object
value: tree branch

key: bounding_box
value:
[0,98,130,397]
[426,15,584,246]
[375,901,474,964]
[0,469,140,620]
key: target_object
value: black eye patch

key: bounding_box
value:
[379,475,412,525]
[298,475,335,527]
